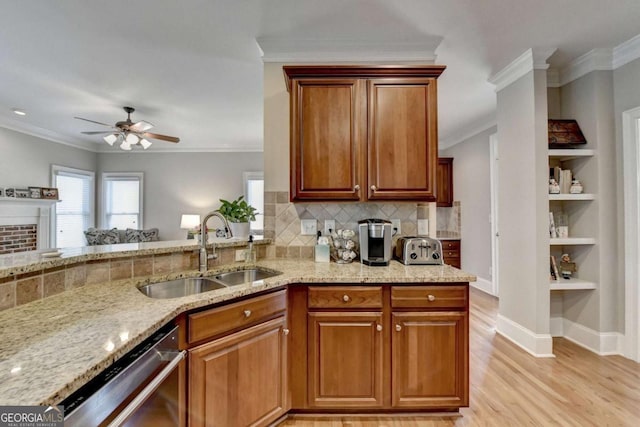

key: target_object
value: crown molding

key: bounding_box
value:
[0,121,97,152]
[439,116,497,150]
[613,33,640,69]
[256,37,441,63]
[558,48,613,86]
[488,48,556,92]
[95,144,263,154]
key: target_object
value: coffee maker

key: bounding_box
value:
[358,219,393,266]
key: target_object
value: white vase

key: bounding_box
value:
[229,222,250,239]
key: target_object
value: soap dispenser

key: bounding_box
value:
[244,235,256,263]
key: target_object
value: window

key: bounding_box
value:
[101,173,143,229]
[243,172,264,234]
[51,165,95,248]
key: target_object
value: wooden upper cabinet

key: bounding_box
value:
[289,78,365,201]
[368,78,438,200]
[437,157,454,207]
[284,65,445,202]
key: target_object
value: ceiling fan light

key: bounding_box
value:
[125,133,139,145]
[139,138,152,150]
[120,141,132,151]
[103,134,118,146]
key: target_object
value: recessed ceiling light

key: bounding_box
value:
[12,109,26,116]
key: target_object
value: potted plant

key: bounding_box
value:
[216,196,257,238]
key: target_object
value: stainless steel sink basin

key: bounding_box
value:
[138,277,227,299]
[211,268,281,286]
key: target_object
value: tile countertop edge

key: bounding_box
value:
[0,238,272,278]
[0,260,475,407]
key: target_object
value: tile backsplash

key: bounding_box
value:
[436,201,461,234]
[264,191,429,259]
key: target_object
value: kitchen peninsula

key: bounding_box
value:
[0,240,475,425]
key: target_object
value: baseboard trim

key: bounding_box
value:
[470,277,494,296]
[561,319,623,356]
[496,314,555,357]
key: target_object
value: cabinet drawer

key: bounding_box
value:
[391,286,467,309]
[308,286,383,309]
[441,240,460,251]
[188,290,286,343]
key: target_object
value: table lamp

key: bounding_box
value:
[180,214,201,239]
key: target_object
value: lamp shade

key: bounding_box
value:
[180,214,201,229]
[103,134,118,146]
[125,133,139,145]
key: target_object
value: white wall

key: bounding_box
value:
[97,152,263,240]
[495,69,551,346]
[0,127,97,187]
[440,126,496,282]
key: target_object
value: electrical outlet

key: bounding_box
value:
[235,249,246,262]
[417,219,429,235]
[324,219,336,235]
[391,219,401,235]
[300,219,317,236]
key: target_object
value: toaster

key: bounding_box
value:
[395,236,443,265]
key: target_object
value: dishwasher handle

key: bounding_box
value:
[106,349,185,427]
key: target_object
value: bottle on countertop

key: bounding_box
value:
[244,235,256,263]
[315,231,330,263]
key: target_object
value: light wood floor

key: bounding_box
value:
[281,288,640,426]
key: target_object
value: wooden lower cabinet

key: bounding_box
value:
[188,316,288,427]
[307,311,384,408]
[392,312,469,408]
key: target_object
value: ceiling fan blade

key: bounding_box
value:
[81,131,117,135]
[74,116,112,127]
[131,120,154,132]
[142,132,180,143]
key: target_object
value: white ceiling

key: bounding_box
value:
[0,0,639,152]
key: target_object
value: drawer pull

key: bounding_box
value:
[282,328,290,336]
[395,324,402,332]
[427,294,436,302]
[243,309,252,318]
[342,294,350,302]
[376,324,383,332]
[354,184,360,191]
[370,185,377,191]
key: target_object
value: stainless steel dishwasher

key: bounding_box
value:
[62,325,185,427]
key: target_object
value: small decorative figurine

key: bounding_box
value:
[559,253,577,279]
[570,178,584,194]
[549,178,560,194]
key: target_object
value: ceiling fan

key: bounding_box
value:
[75,106,180,150]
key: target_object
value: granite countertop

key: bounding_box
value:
[0,237,270,278]
[0,258,475,407]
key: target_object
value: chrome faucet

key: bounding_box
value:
[199,211,232,272]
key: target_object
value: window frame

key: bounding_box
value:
[100,172,144,230]
[50,165,95,248]
[243,171,264,235]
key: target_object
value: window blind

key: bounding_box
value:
[55,171,94,248]
[103,174,142,229]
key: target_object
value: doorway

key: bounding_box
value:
[622,106,640,362]
[489,133,500,297]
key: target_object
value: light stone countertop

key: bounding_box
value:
[0,258,475,407]
[0,238,270,278]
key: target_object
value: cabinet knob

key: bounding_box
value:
[370,185,377,191]
[243,309,252,318]
[376,324,383,332]
[282,328,290,336]
[427,294,436,302]
[354,184,360,191]
[342,294,350,302]
[395,324,402,332]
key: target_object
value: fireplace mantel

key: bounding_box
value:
[0,197,59,250]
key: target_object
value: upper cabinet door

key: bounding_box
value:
[290,78,366,201]
[367,78,438,201]
[436,157,454,207]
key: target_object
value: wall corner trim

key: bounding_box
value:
[496,314,555,357]
[488,47,556,92]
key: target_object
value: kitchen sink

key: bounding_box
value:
[138,277,227,299]
[210,268,281,286]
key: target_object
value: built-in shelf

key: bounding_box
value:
[550,237,596,245]
[549,193,595,201]
[550,278,597,291]
[0,197,60,205]
[548,149,595,161]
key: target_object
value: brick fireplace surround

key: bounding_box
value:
[0,224,37,254]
